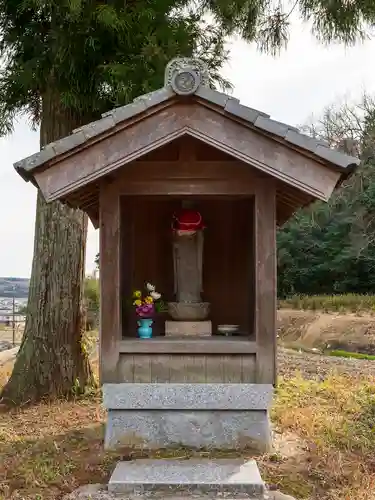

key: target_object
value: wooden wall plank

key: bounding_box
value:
[151,355,171,382]
[118,338,257,354]
[99,184,121,383]
[169,355,185,383]
[114,179,257,196]
[254,178,277,384]
[119,355,134,382]
[200,198,253,334]
[120,197,176,337]
[117,353,256,383]
[241,355,257,382]
[133,355,152,382]
[221,355,242,382]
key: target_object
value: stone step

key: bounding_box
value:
[108,459,265,498]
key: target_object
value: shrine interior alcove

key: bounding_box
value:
[112,135,259,340]
[119,195,255,338]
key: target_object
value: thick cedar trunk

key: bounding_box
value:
[1,93,95,405]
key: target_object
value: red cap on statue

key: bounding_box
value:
[172,209,205,236]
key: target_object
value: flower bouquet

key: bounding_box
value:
[132,283,165,338]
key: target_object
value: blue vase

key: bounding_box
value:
[137,318,153,339]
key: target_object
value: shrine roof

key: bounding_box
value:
[14,58,359,183]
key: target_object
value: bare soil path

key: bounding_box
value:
[278,346,375,379]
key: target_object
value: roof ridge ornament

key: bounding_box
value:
[165,57,210,96]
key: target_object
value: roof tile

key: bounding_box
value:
[315,145,360,169]
[225,99,267,124]
[13,80,360,182]
[110,100,148,124]
[285,129,320,153]
[76,115,116,140]
[195,86,232,108]
[14,145,56,173]
[134,86,175,107]
[254,115,289,138]
[53,130,87,155]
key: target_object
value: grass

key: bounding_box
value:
[278,294,375,313]
[271,374,375,499]
[1,360,375,499]
[328,349,375,361]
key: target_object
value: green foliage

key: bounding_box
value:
[328,350,375,360]
[0,0,232,134]
[84,277,99,312]
[0,0,375,135]
[279,293,375,312]
[278,152,375,297]
[278,96,375,298]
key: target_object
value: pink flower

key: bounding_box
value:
[136,303,155,317]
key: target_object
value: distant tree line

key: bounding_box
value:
[278,96,375,298]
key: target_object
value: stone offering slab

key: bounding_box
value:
[108,459,265,497]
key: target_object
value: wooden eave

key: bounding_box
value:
[27,104,348,195]
[14,83,360,226]
[59,159,314,229]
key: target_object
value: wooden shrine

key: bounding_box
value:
[15,58,359,452]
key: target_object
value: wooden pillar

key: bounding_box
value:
[99,183,121,383]
[254,179,277,385]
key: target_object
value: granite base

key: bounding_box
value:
[105,409,272,452]
[103,383,273,453]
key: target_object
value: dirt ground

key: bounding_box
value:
[278,346,375,379]
[2,311,375,499]
[2,309,375,381]
[277,308,375,354]
[3,309,375,351]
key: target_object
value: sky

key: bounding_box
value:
[1,20,375,278]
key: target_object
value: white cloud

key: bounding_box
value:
[1,21,375,277]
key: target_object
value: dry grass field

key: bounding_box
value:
[1,297,375,499]
[1,354,375,499]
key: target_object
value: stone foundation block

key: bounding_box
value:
[103,383,273,453]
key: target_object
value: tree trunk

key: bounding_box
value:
[1,93,96,406]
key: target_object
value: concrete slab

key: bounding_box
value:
[108,459,265,497]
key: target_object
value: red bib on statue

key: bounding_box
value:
[172,209,205,236]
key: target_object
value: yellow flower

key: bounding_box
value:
[133,299,142,306]
[144,295,154,304]
[133,290,142,299]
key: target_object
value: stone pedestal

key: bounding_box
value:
[103,383,273,453]
[165,320,212,337]
[168,301,210,321]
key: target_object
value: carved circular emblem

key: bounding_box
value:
[171,69,200,95]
